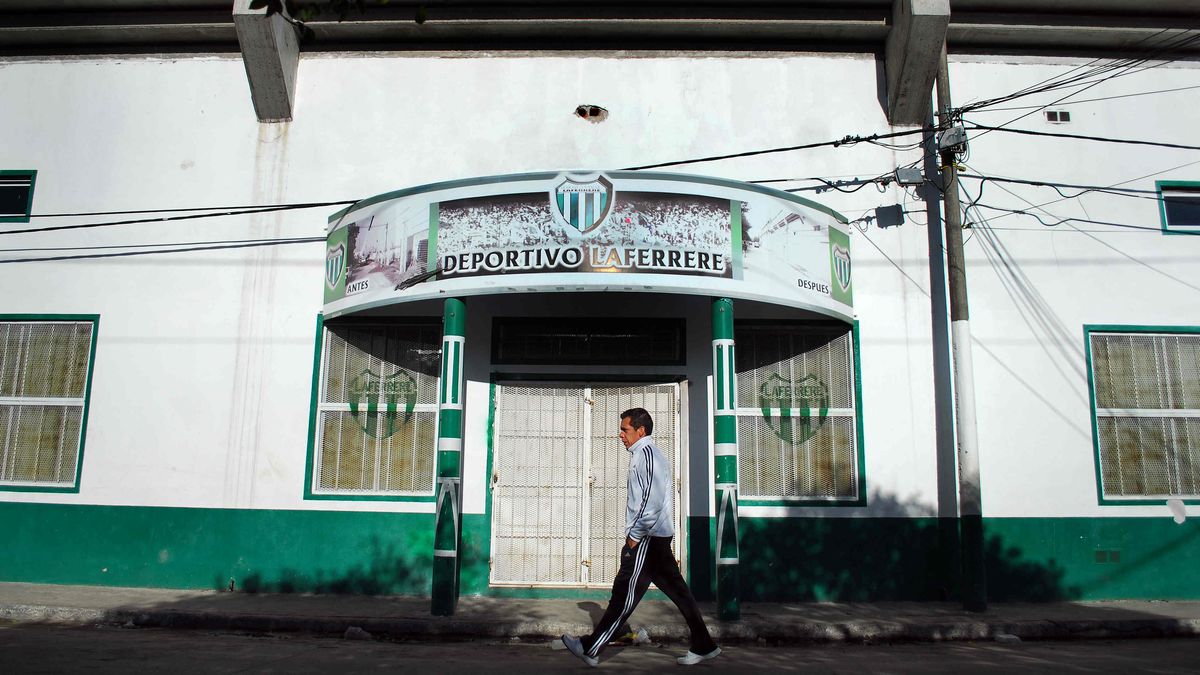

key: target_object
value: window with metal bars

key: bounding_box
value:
[734,322,861,503]
[0,317,98,491]
[309,319,441,499]
[1087,327,1200,502]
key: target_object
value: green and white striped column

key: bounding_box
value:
[712,297,740,621]
[431,298,466,616]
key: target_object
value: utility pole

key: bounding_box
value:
[935,43,987,613]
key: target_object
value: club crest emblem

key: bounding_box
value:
[550,174,615,236]
[348,369,418,438]
[758,373,829,444]
[832,244,852,293]
[326,243,345,289]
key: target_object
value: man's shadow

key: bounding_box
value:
[577,601,632,641]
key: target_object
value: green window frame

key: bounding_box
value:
[1085,325,1200,505]
[0,314,99,493]
[1156,181,1200,236]
[303,315,441,501]
[733,321,866,507]
[0,170,37,223]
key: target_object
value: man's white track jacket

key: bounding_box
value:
[625,436,674,541]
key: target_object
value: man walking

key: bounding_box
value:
[563,407,720,667]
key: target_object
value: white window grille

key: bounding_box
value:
[0,319,95,488]
[312,322,441,496]
[734,324,859,501]
[1089,330,1200,500]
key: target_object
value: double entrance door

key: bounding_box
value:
[490,383,682,588]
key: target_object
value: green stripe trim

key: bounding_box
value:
[440,340,450,403]
[715,344,726,409]
[712,299,734,340]
[0,502,437,593]
[437,451,462,478]
[715,455,738,483]
[442,299,466,337]
[852,320,867,505]
[439,408,463,436]
[714,415,737,444]
[6,504,1199,601]
[451,341,461,405]
[727,343,737,407]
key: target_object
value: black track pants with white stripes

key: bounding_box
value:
[582,536,718,659]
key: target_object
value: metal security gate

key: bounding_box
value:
[490,383,681,587]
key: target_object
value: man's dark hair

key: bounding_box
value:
[620,407,653,436]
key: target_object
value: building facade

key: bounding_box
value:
[1,1,1198,607]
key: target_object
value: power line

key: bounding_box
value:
[958,28,1200,115]
[620,127,932,171]
[957,173,1161,203]
[0,203,347,237]
[978,226,1166,234]
[0,237,325,264]
[959,30,1200,138]
[957,174,1156,195]
[0,236,321,254]
[963,84,1200,112]
[957,166,1167,235]
[28,200,357,219]
[965,124,1200,152]
[750,169,900,186]
[958,159,1200,226]
[970,202,1172,234]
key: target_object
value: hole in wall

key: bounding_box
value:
[575,105,609,123]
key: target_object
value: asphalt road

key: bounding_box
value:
[2,622,1199,673]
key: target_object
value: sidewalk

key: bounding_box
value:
[2,582,1199,644]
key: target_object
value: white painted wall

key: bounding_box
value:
[950,56,1200,520]
[1,51,1192,521]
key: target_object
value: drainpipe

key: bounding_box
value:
[936,45,987,612]
[712,297,740,620]
[432,298,466,616]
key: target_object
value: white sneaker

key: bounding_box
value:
[561,634,599,667]
[677,647,721,665]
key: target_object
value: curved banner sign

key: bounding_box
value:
[323,171,853,321]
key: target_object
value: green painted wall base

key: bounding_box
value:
[0,502,435,594]
[3,502,1198,602]
[725,516,1200,602]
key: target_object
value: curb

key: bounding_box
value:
[5,605,1200,644]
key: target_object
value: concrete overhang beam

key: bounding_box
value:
[233,0,299,122]
[885,0,950,126]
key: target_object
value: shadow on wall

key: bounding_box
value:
[229,535,427,595]
[738,489,1082,603]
